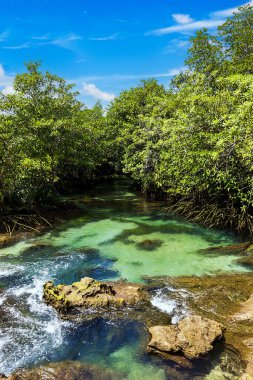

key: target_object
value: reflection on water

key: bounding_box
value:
[0,180,247,378]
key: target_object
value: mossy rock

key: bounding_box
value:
[43,277,149,313]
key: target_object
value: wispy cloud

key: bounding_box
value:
[82,83,115,101]
[212,0,253,18]
[163,38,190,54]
[149,20,222,35]
[3,42,30,50]
[89,34,118,41]
[172,14,193,25]
[50,33,82,48]
[1,33,82,51]
[77,67,186,82]
[32,33,50,41]
[149,1,252,36]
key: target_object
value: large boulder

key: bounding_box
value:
[147,315,224,362]
[43,277,149,312]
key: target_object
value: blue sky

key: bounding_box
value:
[0,0,251,107]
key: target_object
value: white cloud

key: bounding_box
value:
[163,38,189,54]
[0,65,15,94]
[0,65,4,78]
[149,1,253,36]
[51,33,82,48]
[149,19,223,35]
[167,67,186,76]
[1,85,15,95]
[1,33,82,51]
[32,33,50,41]
[89,34,118,41]
[0,64,14,86]
[82,83,115,101]
[172,14,193,24]
[76,67,186,82]
[3,42,30,50]
[212,1,253,18]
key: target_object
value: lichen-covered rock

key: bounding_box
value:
[147,315,224,362]
[43,277,148,312]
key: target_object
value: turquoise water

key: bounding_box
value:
[0,181,248,378]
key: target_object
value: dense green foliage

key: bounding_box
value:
[0,62,107,211]
[107,5,253,234]
[1,6,253,235]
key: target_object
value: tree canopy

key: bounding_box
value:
[0,62,106,210]
[1,5,253,235]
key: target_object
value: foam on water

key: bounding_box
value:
[151,287,189,324]
[0,264,24,278]
[0,264,72,375]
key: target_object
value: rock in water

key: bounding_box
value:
[136,239,163,251]
[43,277,148,312]
[200,242,253,256]
[6,361,121,380]
[236,255,253,269]
[147,315,224,362]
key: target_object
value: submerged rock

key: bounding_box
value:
[200,242,253,256]
[136,239,163,251]
[21,243,54,255]
[147,315,224,364]
[236,255,253,269]
[6,361,122,380]
[43,277,149,312]
[76,247,100,255]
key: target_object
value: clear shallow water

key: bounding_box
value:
[0,180,249,378]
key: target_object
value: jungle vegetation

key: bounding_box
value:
[1,5,253,235]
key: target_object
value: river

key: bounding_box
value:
[0,180,249,379]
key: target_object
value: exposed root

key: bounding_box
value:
[0,214,52,237]
[166,197,253,236]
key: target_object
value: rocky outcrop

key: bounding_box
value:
[43,277,149,312]
[147,315,224,364]
[5,361,121,380]
[147,273,253,379]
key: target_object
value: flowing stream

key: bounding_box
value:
[0,180,249,379]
